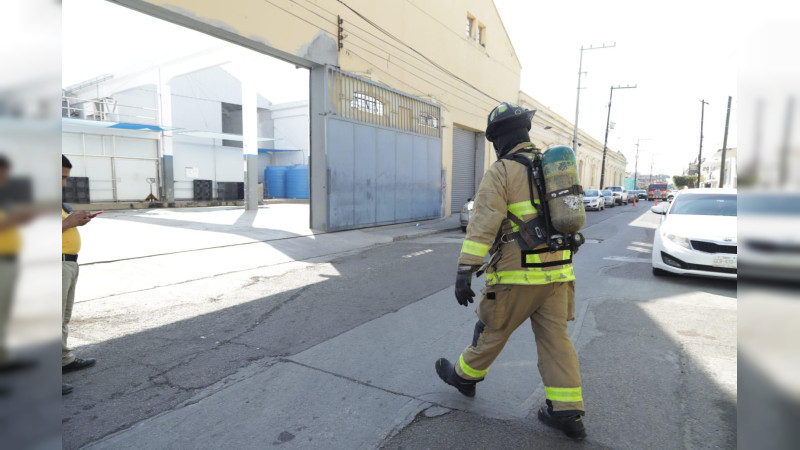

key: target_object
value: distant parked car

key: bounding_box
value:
[460,199,474,232]
[626,192,637,203]
[601,189,615,207]
[583,189,605,211]
[635,190,647,200]
[604,186,628,205]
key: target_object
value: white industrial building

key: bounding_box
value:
[62,47,309,203]
[701,148,737,188]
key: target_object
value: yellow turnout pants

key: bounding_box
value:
[455,281,584,413]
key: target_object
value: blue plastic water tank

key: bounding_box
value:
[286,165,309,199]
[264,166,288,198]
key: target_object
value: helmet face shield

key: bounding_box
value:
[486,102,535,142]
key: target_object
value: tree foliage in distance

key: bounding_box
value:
[673,175,697,188]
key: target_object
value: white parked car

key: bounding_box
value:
[460,199,474,232]
[604,185,628,205]
[582,189,605,211]
[651,189,737,279]
[738,190,800,281]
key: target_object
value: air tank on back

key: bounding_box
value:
[541,145,586,234]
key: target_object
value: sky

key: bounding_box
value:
[62,0,308,105]
[496,0,739,176]
[63,0,741,176]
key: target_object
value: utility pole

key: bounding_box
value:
[650,154,654,184]
[572,42,616,153]
[600,84,636,188]
[718,96,732,188]
[696,100,709,188]
[634,138,652,189]
[780,97,795,186]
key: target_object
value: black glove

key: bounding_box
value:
[455,265,479,307]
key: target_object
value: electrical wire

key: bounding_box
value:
[401,0,520,76]
[336,0,503,104]
[260,0,498,115]
[345,40,495,112]
[259,0,337,39]
[291,0,498,109]
[346,49,486,121]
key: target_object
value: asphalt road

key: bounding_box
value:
[62,201,736,449]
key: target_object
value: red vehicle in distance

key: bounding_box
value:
[648,183,668,201]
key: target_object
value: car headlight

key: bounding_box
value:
[663,230,691,249]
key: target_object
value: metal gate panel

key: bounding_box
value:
[353,124,378,225]
[327,119,356,229]
[325,67,442,231]
[394,133,414,222]
[451,127,477,212]
[376,129,396,224]
[428,138,443,218]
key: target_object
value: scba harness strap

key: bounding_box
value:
[495,147,579,256]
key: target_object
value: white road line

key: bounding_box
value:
[401,249,433,258]
[603,256,652,263]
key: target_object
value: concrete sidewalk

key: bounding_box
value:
[76,205,460,301]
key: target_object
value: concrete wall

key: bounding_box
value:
[271,101,309,166]
[169,66,273,199]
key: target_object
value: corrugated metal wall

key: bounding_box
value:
[451,127,477,212]
[325,68,442,231]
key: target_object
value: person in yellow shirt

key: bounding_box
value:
[61,155,96,395]
[0,155,36,380]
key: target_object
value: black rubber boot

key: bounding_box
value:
[435,358,480,397]
[537,400,587,440]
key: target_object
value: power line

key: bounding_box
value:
[344,35,496,109]
[253,1,508,126]
[401,0,520,76]
[336,0,503,104]
[258,0,336,39]
[294,0,498,108]
[345,40,495,111]
[346,50,486,121]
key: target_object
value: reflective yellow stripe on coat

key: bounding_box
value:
[486,267,575,285]
[461,240,490,258]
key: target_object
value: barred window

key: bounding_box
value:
[419,112,439,129]
[351,92,384,116]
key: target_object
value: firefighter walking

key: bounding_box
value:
[435,102,588,439]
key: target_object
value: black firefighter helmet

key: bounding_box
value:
[485,102,536,143]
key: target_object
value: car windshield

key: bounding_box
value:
[739,193,800,215]
[601,190,612,196]
[669,193,737,216]
[584,190,599,197]
[649,184,667,190]
[607,187,621,191]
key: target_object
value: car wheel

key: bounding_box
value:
[461,226,467,232]
[652,267,669,276]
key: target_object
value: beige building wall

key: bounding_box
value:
[128,0,624,209]
[519,92,627,189]
[133,0,520,214]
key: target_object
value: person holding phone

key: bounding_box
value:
[61,155,96,395]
